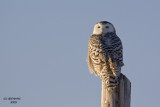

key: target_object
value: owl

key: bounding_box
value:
[87,21,124,87]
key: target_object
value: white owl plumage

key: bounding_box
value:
[87,21,124,87]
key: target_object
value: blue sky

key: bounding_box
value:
[0,0,160,107]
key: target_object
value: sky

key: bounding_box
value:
[0,0,160,107]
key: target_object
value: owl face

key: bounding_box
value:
[93,21,116,35]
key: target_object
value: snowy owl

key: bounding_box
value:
[87,21,124,87]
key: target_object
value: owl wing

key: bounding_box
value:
[112,34,124,67]
[102,33,124,67]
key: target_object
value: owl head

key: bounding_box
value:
[93,21,116,35]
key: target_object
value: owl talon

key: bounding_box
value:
[105,77,119,87]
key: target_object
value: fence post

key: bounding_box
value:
[101,73,131,107]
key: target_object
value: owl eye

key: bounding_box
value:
[98,26,100,28]
[105,26,109,28]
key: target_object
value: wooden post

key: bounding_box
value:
[101,73,131,107]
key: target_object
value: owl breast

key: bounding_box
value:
[87,34,106,75]
[88,35,103,63]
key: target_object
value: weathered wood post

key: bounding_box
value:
[101,73,131,107]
